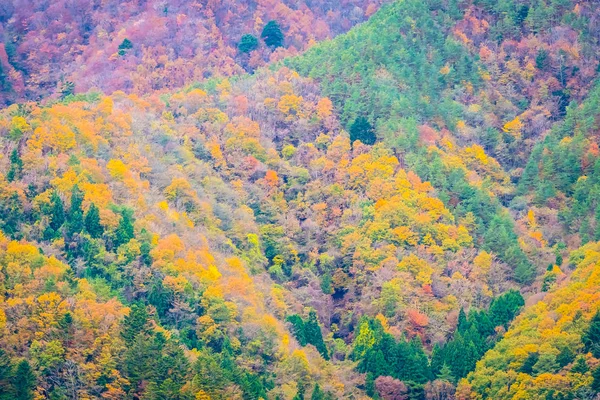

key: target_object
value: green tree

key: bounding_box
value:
[47,191,65,237]
[457,308,468,333]
[238,34,259,53]
[118,38,133,56]
[121,303,150,344]
[261,21,284,48]
[311,383,324,400]
[304,310,329,360]
[67,184,84,235]
[584,310,600,358]
[6,149,23,182]
[350,117,377,146]
[592,366,600,393]
[287,314,307,346]
[84,203,104,238]
[437,364,454,383]
[12,360,36,400]
[114,208,135,247]
[0,350,13,399]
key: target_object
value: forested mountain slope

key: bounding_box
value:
[2,0,600,399]
[0,0,384,104]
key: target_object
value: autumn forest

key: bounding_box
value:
[1,0,600,399]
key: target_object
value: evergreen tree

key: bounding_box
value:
[584,311,600,358]
[365,372,377,398]
[121,303,150,344]
[519,352,539,374]
[114,208,135,247]
[6,149,23,182]
[556,346,575,368]
[304,310,329,360]
[84,203,104,238]
[311,383,324,400]
[592,366,600,393]
[488,290,524,328]
[67,184,84,235]
[118,38,133,56]
[0,350,12,399]
[293,380,306,400]
[532,353,559,375]
[12,360,36,400]
[286,314,307,346]
[571,356,589,374]
[261,21,284,48]
[238,34,259,53]
[50,191,65,231]
[437,364,454,383]
[349,117,377,146]
[457,308,468,333]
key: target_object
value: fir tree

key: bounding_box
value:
[457,308,468,333]
[238,34,259,53]
[304,310,329,360]
[349,117,377,146]
[261,21,284,48]
[311,383,324,400]
[114,208,135,247]
[437,364,454,383]
[121,303,150,344]
[6,149,23,182]
[48,191,65,234]
[286,314,307,346]
[592,366,600,393]
[584,310,600,358]
[0,350,12,398]
[12,360,36,400]
[67,184,84,235]
[84,203,104,238]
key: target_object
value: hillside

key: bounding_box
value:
[0,0,384,104]
[2,0,600,399]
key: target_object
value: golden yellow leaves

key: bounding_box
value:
[277,94,304,119]
[503,116,523,139]
[398,254,434,286]
[465,144,489,165]
[106,159,127,180]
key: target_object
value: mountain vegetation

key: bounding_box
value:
[1,0,600,398]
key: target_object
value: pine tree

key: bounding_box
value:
[114,208,135,247]
[437,364,454,383]
[6,149,23,182]
[12,360,36,400]
[592,366,600,393]
[49,191,65,232]
[532,353,559,375]
[365,372,377,398]
[457,308,468,333]
[238,34,259,53]
[349,117,377,146]
[571,356,589,374]
[0,350,12,398]
[84,203,104,238]
[311,383,324,400]
[121,303,150,344]
[519,352,539,374]
[293,380,306,400]
[67,185,84,235]
[118,38,133,56]
[261,21,284,48]
[304,310,329,360]
[584,311,600,358]
[286,314,307,346]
